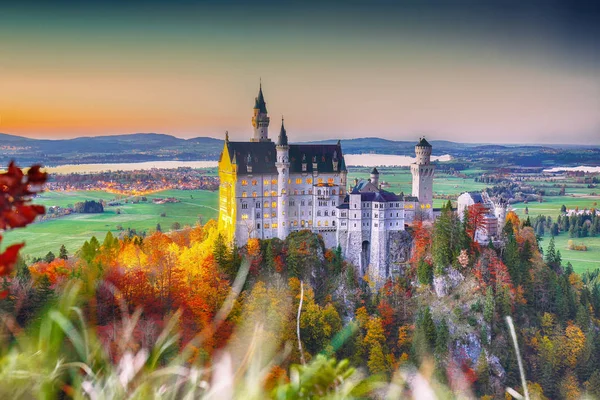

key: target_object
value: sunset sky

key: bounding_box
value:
[1,1,599,144]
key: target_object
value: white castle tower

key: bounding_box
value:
[410,138,434,216]
[276,118,290,239]
[251,82,270,142]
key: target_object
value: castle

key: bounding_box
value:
[457,191,507,244]
[218,84,434,281]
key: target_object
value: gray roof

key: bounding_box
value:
[224,141,346,175]
[417,137,432,148]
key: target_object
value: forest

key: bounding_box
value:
[1,163,600,399]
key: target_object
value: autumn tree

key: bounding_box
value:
[0,162,47,288]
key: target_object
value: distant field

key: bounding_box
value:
[3,190,218,259]
[549,235,600,275]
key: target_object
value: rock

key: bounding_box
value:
[453,333,482,365]
[487,354,506,380]
[433,267,465,298]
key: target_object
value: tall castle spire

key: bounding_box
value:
[251,80,270,142]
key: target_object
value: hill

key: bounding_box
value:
[0,132,598,167]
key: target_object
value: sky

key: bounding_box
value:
[0,0,599,144]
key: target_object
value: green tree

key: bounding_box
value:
[156,223,162,232]
[44,251,55,263]
[435,318,449,356]
[545,236,557,267]
[417,259,433,286]
[58,245,68,260]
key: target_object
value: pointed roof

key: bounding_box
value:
[417,137,432,148]
[371,167,379,175]
[277,117,288,146]
[254,83,268,113]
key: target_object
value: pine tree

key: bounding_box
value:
[58,245,68,260]
[156,223,162,232]
[545,237,556,267]
[44,251,55,263]
[435,318,449,356]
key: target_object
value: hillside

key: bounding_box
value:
[1,132,599,167]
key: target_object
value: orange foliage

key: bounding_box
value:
[377,300,395,337]
[29,258,72,285]
[505,211,520,233]
[410,219,432,265]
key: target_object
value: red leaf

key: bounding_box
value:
[0,243,25,276]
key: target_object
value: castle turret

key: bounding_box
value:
[276,118,290,239]
[410,137,434,216]
[251,81,270,142]
[493,197,508,233]
[370,167,379,188]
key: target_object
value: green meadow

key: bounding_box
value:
[3,190,218,259]
[4,167,599,274]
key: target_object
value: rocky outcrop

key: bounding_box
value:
[386,230,413,276]
[433,267,465,297]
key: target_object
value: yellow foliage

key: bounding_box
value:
[563,323,586,368]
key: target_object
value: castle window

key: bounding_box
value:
[325,210,329,216]
[354,204,357,208]
[271,179,277,185]
[306,178,313,184]
[242,192,247,198]
[272,222,278,228]
[265,223,270,228]
[332,189,336,195]
[318,178,324,184]
[242,203,248,209]
[256,212,261,218]
[390,223,392,227]
[317,211,321,216]
[328,178,334,184]
[257,223,261,229]
[301,200,305,206]
[264,179,269,185]
[325,221,329,226]
[332,201,336,206]
[252,192,257,198]
[257,202,260,208]
[374,223,377,227]
[264,191,269,197]
[354,223,356,227]
[264,213,269,218]
[282,189,286,194]
[302,163,307,172]
[354,213,357,218]
[301,220,305,227]
[252,180,257,186]
[318,221,321,227]
[317,190,321,196]
[296,178,302,184]
[332,210,336,216]
[272,201,277,208]
[272,212,276,217]
[294,190,299,195]
[264,202,269,208]
[241,180,248,186]
[241,214,248,220]
[375,213,378,218]
[333,220,336,226]
[282,222,285,226]
[294,220,298,226]
[288,178,291,184]
[271,191,277,197]
[396,213,399,217]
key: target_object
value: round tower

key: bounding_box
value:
[276,118,290,239]
[410,137,435,216]
[251,81,270,142]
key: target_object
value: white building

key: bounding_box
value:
[218,84,434,281]
[457,191,507,243]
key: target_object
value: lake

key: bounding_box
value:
[544,166,600,173]
[43,154,452,174]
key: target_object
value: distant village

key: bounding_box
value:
[45,167,219,194]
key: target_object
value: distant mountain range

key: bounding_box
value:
[0,132,598,167]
